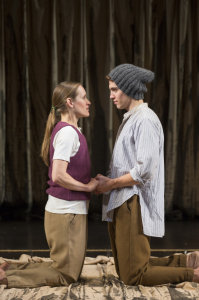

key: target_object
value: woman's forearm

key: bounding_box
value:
[53,171,90,192]
[52,160,90,192]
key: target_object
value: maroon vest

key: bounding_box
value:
[46,121,91,200]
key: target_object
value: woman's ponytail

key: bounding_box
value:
[41,109,57,166]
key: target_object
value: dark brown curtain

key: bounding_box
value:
[0,0,198,218]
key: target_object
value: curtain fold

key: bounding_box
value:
[52,0,58,90]
[4,0,26,205]
[0,0,198,217]
[26,0,54,206]
[108,0,115,154]
[178,0,194,216]
[195,1,199,215]
[0,0,6,206]
[23,0,32,212]
[165,0,178,213]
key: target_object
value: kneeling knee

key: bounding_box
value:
[121,276,136,286]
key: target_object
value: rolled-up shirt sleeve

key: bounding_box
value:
[130,118,160,185]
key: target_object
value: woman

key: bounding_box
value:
[0,81,98,288]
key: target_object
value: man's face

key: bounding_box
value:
[109,81,131,110]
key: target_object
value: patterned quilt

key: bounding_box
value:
[0,255,199,300]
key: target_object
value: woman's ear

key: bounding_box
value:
[66,98,73,108]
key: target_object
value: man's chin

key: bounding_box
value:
[116,104,123,110]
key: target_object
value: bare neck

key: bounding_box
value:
[61,113,78,128]
[127,99,144,111]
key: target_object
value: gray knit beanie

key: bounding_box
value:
[108,63,155,100]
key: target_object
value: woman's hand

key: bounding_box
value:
[86,178,99,192]
[94,174,114,195]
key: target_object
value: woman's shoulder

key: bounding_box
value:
[59,125,78,133]
[53,126,79,149]
[56,125,79,141]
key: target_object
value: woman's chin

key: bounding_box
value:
[85,111,90,117]
[80,111,90,118]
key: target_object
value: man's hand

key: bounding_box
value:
[94,172,140,195]
[94,174,114,195]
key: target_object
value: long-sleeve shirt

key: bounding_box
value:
[102,103,165,237]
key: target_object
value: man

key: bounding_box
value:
[95,63,199,286]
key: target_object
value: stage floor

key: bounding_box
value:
[1,254,199,300]
[0,219,199,259]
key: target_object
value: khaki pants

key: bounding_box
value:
[6,211,87,288]
[108,195,194,286]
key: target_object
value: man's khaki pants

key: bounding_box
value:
[108,195,194,286]
[6,211,87,288]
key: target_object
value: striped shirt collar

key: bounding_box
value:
[123,103,148,119]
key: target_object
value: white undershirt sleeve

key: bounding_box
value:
[53,126,80,162]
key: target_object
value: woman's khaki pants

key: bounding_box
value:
[6,211,87,288]
[108,195,194,286]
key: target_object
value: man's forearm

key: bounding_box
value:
[95,172,140,194]
[112,173,139,189]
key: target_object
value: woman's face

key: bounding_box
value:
[73,85,91,118]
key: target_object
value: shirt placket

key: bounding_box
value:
[107,116,131,174]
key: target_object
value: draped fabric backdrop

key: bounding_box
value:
[0,0,198,218]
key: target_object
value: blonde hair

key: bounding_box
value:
[41,81,81,166]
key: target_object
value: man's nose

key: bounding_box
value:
[110,93,115,99]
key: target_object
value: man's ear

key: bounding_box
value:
[66,98,73,108]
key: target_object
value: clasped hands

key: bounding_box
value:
[94,174,114,196]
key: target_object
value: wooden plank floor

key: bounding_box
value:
[0,219,199,258]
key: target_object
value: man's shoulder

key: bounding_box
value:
[128,106,159,123]
[141,105,159,118]
[128,106,163,134]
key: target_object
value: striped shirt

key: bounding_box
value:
[102,103,165,237]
